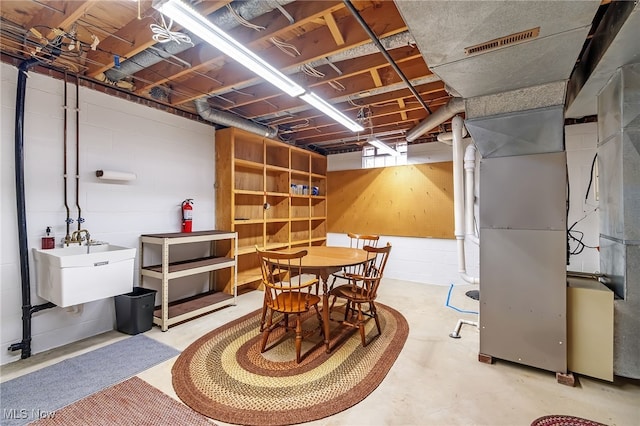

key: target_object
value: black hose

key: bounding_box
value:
[13,58,40,359]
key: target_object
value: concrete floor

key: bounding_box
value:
[2,280,639,425]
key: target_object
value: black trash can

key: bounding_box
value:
[114,287,157,335]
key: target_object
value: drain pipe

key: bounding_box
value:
[449,319,478,339]
[63,71,72,244]
[436,127,468,146]
[8,59,56,359]
[452,115,479,285]
[406,97,464,142]
[464,144,479,246]
[194,98,277,138]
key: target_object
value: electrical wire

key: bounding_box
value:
[301,63,325,78]
[585,153,598,201]
[150,15,192,44]
[226,4,265,31]
[270,36,300,57]
[567,208,599,255]
[328,80,346,91]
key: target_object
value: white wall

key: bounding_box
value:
[565,122,600,273]
[327,123,601,285]
[1,63,215,365]
[1,60,600,364]
[327,141,480,286]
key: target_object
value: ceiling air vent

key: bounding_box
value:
[465,27,540,55]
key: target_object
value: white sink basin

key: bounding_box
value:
[33,245,136,308]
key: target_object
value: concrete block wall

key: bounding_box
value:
[1,63,214,365]
[565,122,600,274]
[1,59,600,365]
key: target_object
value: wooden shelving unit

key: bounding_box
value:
[215,127,328,291]
[139,230,237,331]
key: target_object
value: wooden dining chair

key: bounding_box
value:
[329,243,391,347]
[256,247,322,363]
[328,233,380,292]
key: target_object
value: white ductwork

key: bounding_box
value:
[452,115,479,285]
[194,98,277,138]
[436,127,468,146]
[406,97,464,142]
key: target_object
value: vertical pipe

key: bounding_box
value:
[464,144,479,246]
[75,75,82,231]
[12,58,40,359]
[452,116,479,285]
[63,71,71,243]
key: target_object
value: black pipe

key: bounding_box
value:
[10,58,56,359]
[63,71,71,243]
[343,0,432,115]
[75,75,83,231]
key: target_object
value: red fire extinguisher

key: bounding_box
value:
[181,199,194,233]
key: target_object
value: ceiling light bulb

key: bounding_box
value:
[153,0,305,97]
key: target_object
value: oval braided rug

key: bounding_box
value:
[172,302,409,426]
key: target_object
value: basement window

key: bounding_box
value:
[362,143,407,169]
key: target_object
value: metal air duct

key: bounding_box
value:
[104,0,296,82]
[194,98,277,138]
[405,97,464,142]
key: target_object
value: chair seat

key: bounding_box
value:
[330,285,371,303]
[268,292,321,313]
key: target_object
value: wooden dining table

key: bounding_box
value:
[285,245,369,353]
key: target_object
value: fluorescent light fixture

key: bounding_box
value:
[153,0,305,97]
[368,136,400,156]
[300,92,364,132]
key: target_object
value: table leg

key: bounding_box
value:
[320,270,331,353]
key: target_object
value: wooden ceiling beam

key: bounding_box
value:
[168,0,407,106]
[323,12,345,46]
[292,100,449,147]
[266,81,446,129]
[85,0,230,77]
[25,0,98,39]
[133,1,344,95]
[290,95,448,142]
[398,99,408,120]
[233,57,430,119]
[204,46,422,111]
[370,69,383,87]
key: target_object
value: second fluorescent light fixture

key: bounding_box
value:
[153,0,304,97]
[368,137,400,156]
[300,92,364,132]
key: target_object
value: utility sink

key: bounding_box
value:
[33,245,136,308]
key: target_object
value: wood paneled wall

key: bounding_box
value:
[327,163,454,238]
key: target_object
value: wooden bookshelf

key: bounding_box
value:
[215,127,328,290]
